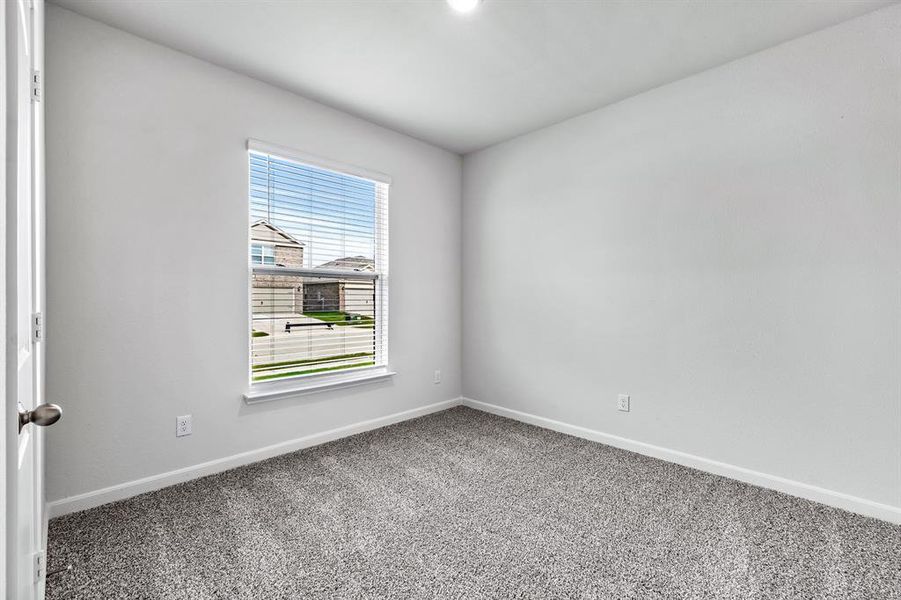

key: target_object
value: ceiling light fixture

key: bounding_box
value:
[447,0,481,14]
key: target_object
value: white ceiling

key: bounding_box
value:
[52,0,894,154]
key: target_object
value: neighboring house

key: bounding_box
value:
[304,256,376,317]
[316,256,374,272]
[250,220,305,315]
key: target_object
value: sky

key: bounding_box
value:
[249,151,379,268]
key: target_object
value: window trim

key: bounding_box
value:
[245,140,391,402]
[244,365,396,404]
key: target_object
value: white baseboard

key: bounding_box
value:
[48,396,901,525]
[461,397,901,525]
[48,398,463,518]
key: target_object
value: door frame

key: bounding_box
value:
[0,0,8,591]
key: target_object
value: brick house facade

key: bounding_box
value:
[250,221,305,314]
[303,256,375,317]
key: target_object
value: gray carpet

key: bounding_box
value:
[47,406,900,599]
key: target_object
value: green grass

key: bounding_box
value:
[252,352,374,372]
[251,330,269,338]
[253,361,375,381]
[303,311,374,328]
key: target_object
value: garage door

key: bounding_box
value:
[252,287,295,314]
[344,281,375,317]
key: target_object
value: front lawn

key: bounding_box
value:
[303,311,374,328]
[253,361,375,381]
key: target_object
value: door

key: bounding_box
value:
[5,1,50,599]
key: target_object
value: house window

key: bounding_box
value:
[251,243,276,265]
[247,142,389,389]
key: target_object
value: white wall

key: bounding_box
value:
[46,2,901,516]
[45,7,461,503]
[463,6,901,509]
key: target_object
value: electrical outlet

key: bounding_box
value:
[176,415,192,437]
[617,394,630,412]
[434,369,441,384]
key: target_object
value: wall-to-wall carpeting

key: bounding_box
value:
[47,407,900,599]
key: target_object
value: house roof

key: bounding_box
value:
[317,256,374,271]
[250,220,305,247]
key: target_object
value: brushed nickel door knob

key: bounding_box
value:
[18,403,62,433]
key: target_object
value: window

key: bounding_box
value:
[247,141,389,389]
[251,243,276,265]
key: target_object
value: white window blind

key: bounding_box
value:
[248,145,389,384]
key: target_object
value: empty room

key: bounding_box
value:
[3,0,900,598]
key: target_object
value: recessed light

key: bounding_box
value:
[447,0,481,14]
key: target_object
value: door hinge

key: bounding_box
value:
[31,70,42,103]
[33,550,45,582]
[32,312,43,342]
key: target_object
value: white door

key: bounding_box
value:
[5,1,51,599]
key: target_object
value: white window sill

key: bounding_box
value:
[243,366,396,404]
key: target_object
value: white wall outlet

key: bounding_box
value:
[617,394,631,412]
[176,415,192,437]
[434,369,441,384]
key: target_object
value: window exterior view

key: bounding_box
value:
[248,148,388,383]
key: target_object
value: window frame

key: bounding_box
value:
[244,139,393,403]
[250,242,276,266]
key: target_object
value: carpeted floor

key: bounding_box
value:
[47,406,900,599]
